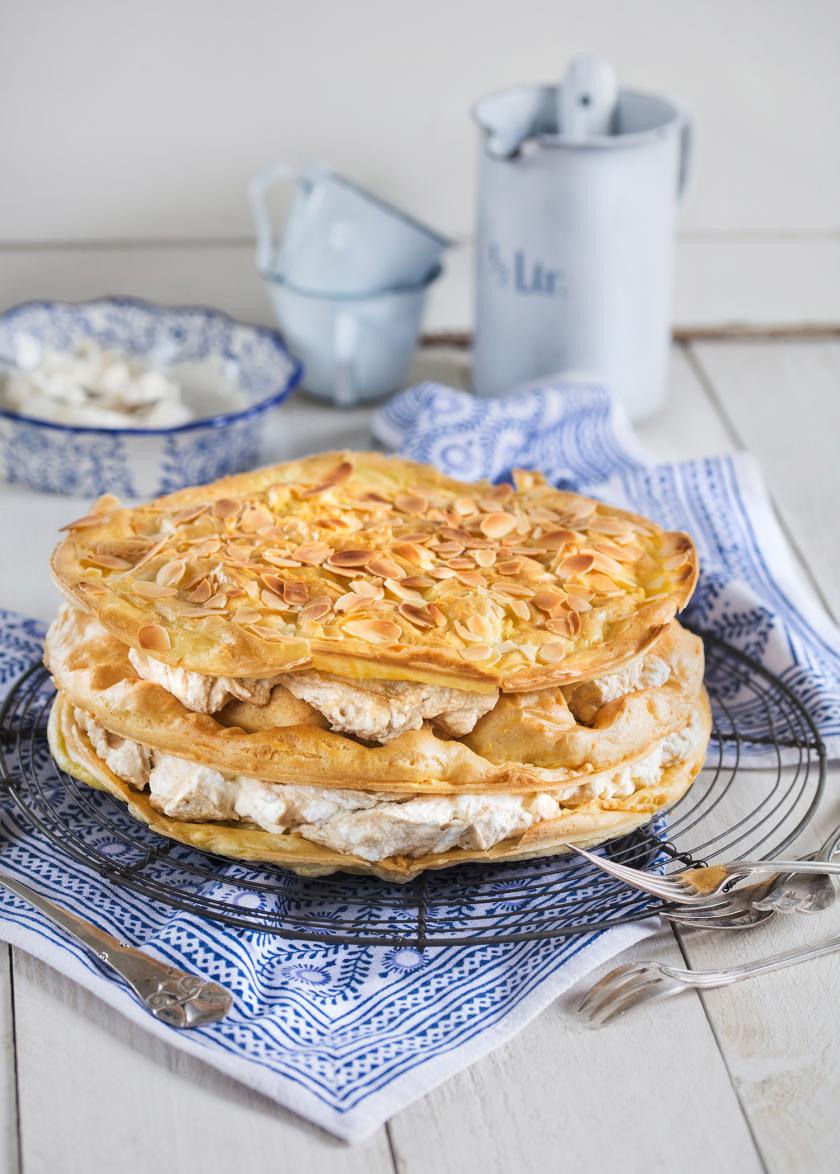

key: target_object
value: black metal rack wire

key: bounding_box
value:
[0,630,827,948]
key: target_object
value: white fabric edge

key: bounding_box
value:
[0,904,655,1143]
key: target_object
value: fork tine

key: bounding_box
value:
[580,969,654,1021]
[589,977,671,1026]
[577,963,639,1015]
[566,844,712,905]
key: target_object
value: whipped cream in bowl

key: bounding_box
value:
[4,335,193,429]
[0,298,302,496]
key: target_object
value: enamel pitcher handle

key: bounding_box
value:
[248,164,312,275]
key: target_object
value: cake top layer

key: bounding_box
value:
[51,451,697,690]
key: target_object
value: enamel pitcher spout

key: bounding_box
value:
[472,59,693,420]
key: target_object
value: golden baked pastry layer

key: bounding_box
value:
[51,452,698,691]
[45,604,706,794]
[49,690,710,883]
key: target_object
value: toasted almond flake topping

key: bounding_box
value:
[493,582,533,599]
[546,614,581,637]
[333,591,368,613]
[429,567,455,580]
[447,557,474,570]
[239,505,274,533]
[496,558,524,576]
[586,514,635,536]
[537,642,567,664]
[59,513,104,532]
[401,575,434,589]
[301,460,354,496]
[137,623,171,651]
[532,588,566,613]
[480,511,516,539]
[261,572,285,595]
[591,551,636,583]
[133,581,178,599]
[261,588,288,610]
[466,613,495,640]
[78,580,108,594]
[172,505,209,526]
[454,496,478,516]
[90,493,121,512]
[298,597,332,623]
[187,578,212,604]
[394,492,428,514]
[289,542,331,565]
[459,643,495,662]
[383,578,425,603]
[473,549,497,568]
[329,549,374,568]
[541,528,577,550]
[283,580,310,606]
[343,618,401,644]
[191,538,222,558]
[233,608,263,624]
[212,498,242,519]
[509,598,531,621]
[663,552,691,570]
[204,592,229,610]
[267,556,302,569]
[156,559,186,587]
[398,602,435,628]
[557,552,596,577]
[392,542,429,566]
[88,554,132,570]
[454,620,482,643]
[456,570,485,588]
[248,624,291,641]
[438,526,472,545]
[367,556,404,579]
[350,579,383,598]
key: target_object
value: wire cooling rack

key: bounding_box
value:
[0,630,827,948]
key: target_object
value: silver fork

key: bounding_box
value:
[663,821,840,930]
[579,928,840,1025]
[0,871,232,1028]
[752,821,840,914]
[566,843,840,908]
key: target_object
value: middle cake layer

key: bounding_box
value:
[45,604,705,794]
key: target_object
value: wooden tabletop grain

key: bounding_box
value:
[1,339,838,1174]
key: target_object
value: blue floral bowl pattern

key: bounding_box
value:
[0,298,302,497]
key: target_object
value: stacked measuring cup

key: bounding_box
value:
[250,164,449,405]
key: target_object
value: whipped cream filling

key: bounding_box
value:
[128,652,497,742]
[281,671,498,742]
[71,708,700,862]
[128,649,283,715]
[128,644,670,745]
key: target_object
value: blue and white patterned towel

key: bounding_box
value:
[0,379,838,1144]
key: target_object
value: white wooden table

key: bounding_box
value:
[1,339,839,1174]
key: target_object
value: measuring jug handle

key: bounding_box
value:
[678,115,694,202]
[248,164,311,275]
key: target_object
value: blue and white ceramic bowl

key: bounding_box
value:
[0,297,302,497]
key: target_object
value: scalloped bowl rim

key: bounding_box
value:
[0,296,304,437]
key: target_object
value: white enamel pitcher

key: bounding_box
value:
[472,59,693,419]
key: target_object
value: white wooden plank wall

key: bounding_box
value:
[2,0,840,329]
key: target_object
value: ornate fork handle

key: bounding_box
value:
[667,930,840,989]
[0,872,232,1028]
